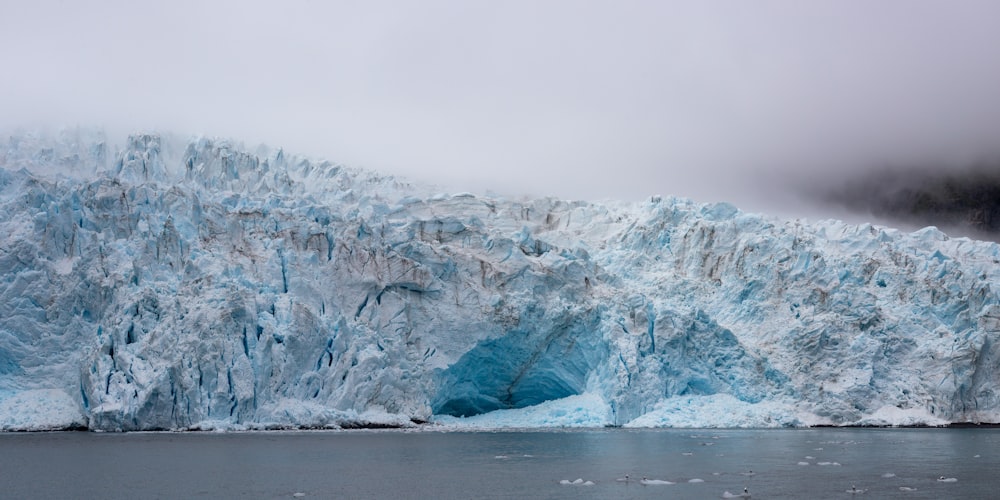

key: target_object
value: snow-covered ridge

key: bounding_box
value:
[1,130,999,431]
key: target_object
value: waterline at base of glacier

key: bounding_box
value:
[0,389,957,432]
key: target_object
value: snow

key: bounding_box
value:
[0,389,87,431]
[432,393,610,428]
[624,394,819,428]
[2,129,1000,431]
[854,405,950,427]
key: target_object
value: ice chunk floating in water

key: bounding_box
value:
[3,129,1000,431]
[559,478,594,486]
[639,478,674,485]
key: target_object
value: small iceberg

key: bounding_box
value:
[640,478,675,485]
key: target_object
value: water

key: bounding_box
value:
[0,428,997,499]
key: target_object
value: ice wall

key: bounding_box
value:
[1,131,999,430]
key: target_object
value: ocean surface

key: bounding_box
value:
[0,428,996,499]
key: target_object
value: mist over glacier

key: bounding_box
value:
[2,130,999,431]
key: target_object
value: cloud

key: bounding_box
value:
[3,0,1000,221]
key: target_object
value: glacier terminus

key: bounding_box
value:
[1,130,999,431]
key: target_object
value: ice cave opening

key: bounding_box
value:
[432,326,605,417]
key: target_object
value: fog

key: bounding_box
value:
[3,1,1000,228]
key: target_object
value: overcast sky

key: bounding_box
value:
[3,0,1000,217]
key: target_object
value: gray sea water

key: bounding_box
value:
[0,428,996,499]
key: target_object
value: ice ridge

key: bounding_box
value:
[1,131,999,431]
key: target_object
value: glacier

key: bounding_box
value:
[1,129,999,431]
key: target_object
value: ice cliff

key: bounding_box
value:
[2,130,999,431]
